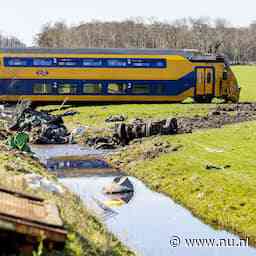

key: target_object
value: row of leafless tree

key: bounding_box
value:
[0,34,25,48]
[35,18,256,63]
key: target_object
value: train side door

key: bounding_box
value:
[205,68,214,95]
[196,68,214,96]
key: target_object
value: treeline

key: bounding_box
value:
[0,34,25,48]
[1,18,256,63]
[33,17,256,62]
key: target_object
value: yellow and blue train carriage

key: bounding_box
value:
[0,48,240,104]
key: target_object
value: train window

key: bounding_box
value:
[58,84,77,94]
[131,60,150,67]
[58,61,77,66]
[154,61,166,67]
[207,72,212,83]
[107,59,127,67]
[155,84,166,94]
[6,58,28,66]
[33,59,53,66]
[83,83,102,94]
[83,59,103,67]
[223,71,228,80]
[33,83,52,94]
[131,59,166,68]
[108,83,127,94]
[132,84,151,94]
[58,59,78,67]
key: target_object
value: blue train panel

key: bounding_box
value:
[0,71,195,97]
[4,57,167,68]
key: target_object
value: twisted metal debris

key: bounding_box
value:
[7,101,76,144]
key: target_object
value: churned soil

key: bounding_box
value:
[177,103,256,133]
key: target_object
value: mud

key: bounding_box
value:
[178,103,256,133]
[141,141,182,160]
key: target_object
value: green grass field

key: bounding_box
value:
[108,121,256,244]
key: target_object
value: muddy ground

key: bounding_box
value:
[177,103,256,133]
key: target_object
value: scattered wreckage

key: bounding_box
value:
[5,102,77,144]
[105,114,127,123]
[114,118,178,144]
[102,176,134,208]
[86,118,178,149]
[3,101,256,149]
[103,176,134,194]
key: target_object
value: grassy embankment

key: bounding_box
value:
[0,144,134,256]
[108,121,256,243]
[40,66,256,244]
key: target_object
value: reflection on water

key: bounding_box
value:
[61,176,256,256]
[47,158,110,171]
[31,144,117,177]
[106,192,134,204]
[31,144,103,162]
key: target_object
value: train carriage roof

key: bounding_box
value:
[0,48,199,57]
[0,48,225,62]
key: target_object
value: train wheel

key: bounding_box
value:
[170,118,178,134]
[193,96,213,103]
[117,123,127,139]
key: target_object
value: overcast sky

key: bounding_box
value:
[1,0,255,46]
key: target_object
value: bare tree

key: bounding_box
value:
[0,34,25,48]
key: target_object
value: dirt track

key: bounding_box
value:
[178,103,256,133]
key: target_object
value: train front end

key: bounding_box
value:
[222,58,240,103]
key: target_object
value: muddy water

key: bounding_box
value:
[32,145,256,256]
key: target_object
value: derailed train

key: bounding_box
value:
[0,48,240,103]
